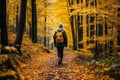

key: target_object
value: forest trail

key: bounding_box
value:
[0,30,119,80]
[18,49,82,80]
[17,48,114,80]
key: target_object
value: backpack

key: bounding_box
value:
[56,31,64,43]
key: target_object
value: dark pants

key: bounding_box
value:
[57,47,64,64]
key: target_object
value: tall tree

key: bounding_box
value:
[16,5,19,33]
[44,13,47,47]
[15,0,27,55]
[31,0,37,43]
[0,0,8,47]
[66,0,77,50]
[117,26,120,46]
[29,24,32,39]
[70,15,77,50]
[77,15,83,48]
[43,0,47,47]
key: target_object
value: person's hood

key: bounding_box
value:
[57,27,64,31]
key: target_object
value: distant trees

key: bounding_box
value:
[0,0,8,52]
[15,0,27,55]
[67,0,120,55]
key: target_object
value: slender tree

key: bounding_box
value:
[117,26,120,46]
[70,15,77,50]
[29,24,32,38]
[0,0,8,47]
[0,0,1,46]
[31,0,37,43]
[66,0,77,50]
[77,15,83,48]
[16,6,19,33]
[15,0,27,55]
[43,0,47,47]
[44,15,47,47]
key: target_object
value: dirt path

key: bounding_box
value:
[18,49,80,80]
[18,49,113,80]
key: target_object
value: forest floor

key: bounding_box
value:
[18,49,79,80]
[3,31,119,80]
[18,49,114,80]
[17,48,115,80]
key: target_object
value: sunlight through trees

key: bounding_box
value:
[0,0,120,79]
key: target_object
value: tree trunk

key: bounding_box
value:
[0,0,8,47]
[44,1,47,47]
[29,24,32,39]
[70,15,77,50]
[67,0,77,50]
[16,6,19,33]
[44,17,47,47]
[14,0,27,55]
[77,15,83,48]
[31,0,37,43]
[117,26,120,46]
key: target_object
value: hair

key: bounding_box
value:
[59,23,63,28]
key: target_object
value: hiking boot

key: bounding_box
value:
[58,61,63,66]
[58,60,61,65]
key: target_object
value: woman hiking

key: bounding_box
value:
[53,23,68,65]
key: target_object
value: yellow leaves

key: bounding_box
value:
[103,67,110,71]
[36,0,72,47]
[96,36,114,44]
[85,44,95,49]
[30,46,41,54]
[78,49,94,59]
[17,60,28,68]
[116,52,120,56]
[4,46,18,53]
[82,74,95,80]
[0,55,8,64]
[0,70,18,79]
[25,76,33,80]
[70,7,97,16]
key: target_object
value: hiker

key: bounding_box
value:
[53,23,68,65]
